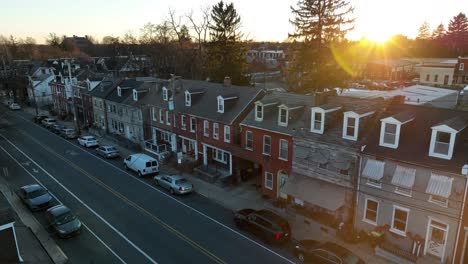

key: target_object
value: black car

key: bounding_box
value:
[294,240,365,264]
[234,209,291,244]
[46,205,82,238]
[33,114,48,123]
[51,124,67,134]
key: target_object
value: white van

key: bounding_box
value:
[124,153,159,177]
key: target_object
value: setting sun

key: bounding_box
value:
[362,31,392,43]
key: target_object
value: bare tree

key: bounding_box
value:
[186,5,211,47]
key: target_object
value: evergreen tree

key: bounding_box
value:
[206,1,248,85]
[416,21,431,40]
[288,0,355,92]
[432,23,446,40]
[447,12,468,54]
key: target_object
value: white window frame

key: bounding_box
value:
[379,122,400,148]
[263,135,271,155]
[395,186,412,197]
[213,123,219,139]
[366,178,382,188]
[163,87,168,101]
[165,111,171,125]
[190,117,196,133]
[133,89,138,101]
[224,125,230,143]
[185,91,191,106]
[212,148,228,164]
[203,120,209,137]
[279,139,288,161]
[390,205,409,236]
[429,129,456,160]
[255,102,263,121]
[363,198,379,225]
[117,86,121,97]
[460,63,465,71]
[429,195,448,207]
[246,131,253,150]
[181,115,187,130]
[159,109,164,123]
[278,106,288,127]
[152,107,157,121]
[265,172,273,190]
[311,108,325,133]
[217,96,224,113]
[343,112,359,140]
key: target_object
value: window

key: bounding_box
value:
[165,111,170,125]
[204,120,209,137]
[255,103,263,121]
[159,109,164,123]
[213,123,219,139]
[246,131,253,150]
[279,139,288,160]
[212,149,228,164]
[346,117,356,136]
[380,122,399,148]
[217,97,224,113]
[185,91,191,106]
[152,107,157,121]
[460,63,465,71]
[190,117,196,132]
[163,87,168,101]
[395,187,412,197]
[366,178,382,188]
[117,86,121,97]
[429,195,448,207]
[263,135,271,155]
[278,107,288,126]
[426,74,430,81]
[313,111,322,131]
[433,131,450,155]
[434,74,438,82]
[133,89,138,101]
[181,115,186,130]
[391,206,409,236]
[319,163,327,169]
[265,172,273,190]
[224,125,230,143]
[364,199,378,225]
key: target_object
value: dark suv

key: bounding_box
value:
[234,208,291,244]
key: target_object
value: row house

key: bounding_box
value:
[140,78,264,180]
[284,96,382,227]
[89,78,121,130]
[239,92,314,198]
[104,79,148,146]
[27,66,55,107]
[72,78,102,128]
[50,76,77,118]
[356,103,468,263]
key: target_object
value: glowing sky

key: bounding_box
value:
[0,0,466,43]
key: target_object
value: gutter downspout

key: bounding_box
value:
[353,145,365,237]
[452,167,468,264]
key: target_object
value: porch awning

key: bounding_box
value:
[391,165,416,188]
[283,175,346,211]
[426,173,453,198]
[362,159,385,180]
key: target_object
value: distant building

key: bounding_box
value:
[419,59,457,86]
[61,35,93,52]
[247,49,285,69]
[366,59,417,81]
[454,57,468,86]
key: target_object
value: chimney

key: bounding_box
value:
[224,76,231,86]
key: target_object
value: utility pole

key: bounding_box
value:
[30,76,39,115]
[68,61,80,134]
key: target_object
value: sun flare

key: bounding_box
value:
[362,32,391,43]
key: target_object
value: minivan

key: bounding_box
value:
[60,128,77,139]
[42,118,57,128]
[124,153,159,177]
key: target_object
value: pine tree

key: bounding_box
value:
[416,21,431,40]
[288,0,355,92]
[447,12,468,54]
[431,23,446,40]
[206,1,248,85]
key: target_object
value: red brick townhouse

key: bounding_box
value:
[50,75,75,118]
[239,92,315,198]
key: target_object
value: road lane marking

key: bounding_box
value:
[11,108,297,264]
[13,130,226,264]
[0,136,157,264]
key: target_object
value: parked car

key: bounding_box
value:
[77,135,98,148]
[51,124,67,134]
[96,145,120,159]
[9,103,21,110]
[46,205,82,238]
[41,118,57,128]
[234,209,291,244]
[17,184,52,211]
[60,128,78,139]
[154,174,194,195]
[294,241,365,264]
[33,114,48,123]
[124,153,159,177]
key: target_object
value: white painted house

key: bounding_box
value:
[27,67,56,107]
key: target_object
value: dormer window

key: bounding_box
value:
[217,96,224,113]
[379,112,414,149]
[133,89,138,101]
[255,103,263,121]
[163,87,168,101]
[429,117,466,160]
[185,91,191,106]
[382,123,397,146]
[278,106,288,127]
[344,115,357,140]
[117,86,121,97]
[311,109,324,133]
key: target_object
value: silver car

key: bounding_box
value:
[154,174,194,195]
[96,145,120,159]
[46,205,82,238]
[78,135,98,148]
[18,184,52,211]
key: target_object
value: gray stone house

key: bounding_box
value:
[89,78,120,131]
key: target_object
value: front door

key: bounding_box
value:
[426,219,448,260]
[444,75,449,85]
[278,172,288,199]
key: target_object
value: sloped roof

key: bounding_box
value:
[106,79,143,103]
[363,104,468,174]
[89,77,121,99]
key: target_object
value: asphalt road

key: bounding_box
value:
[0,107,298,264]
